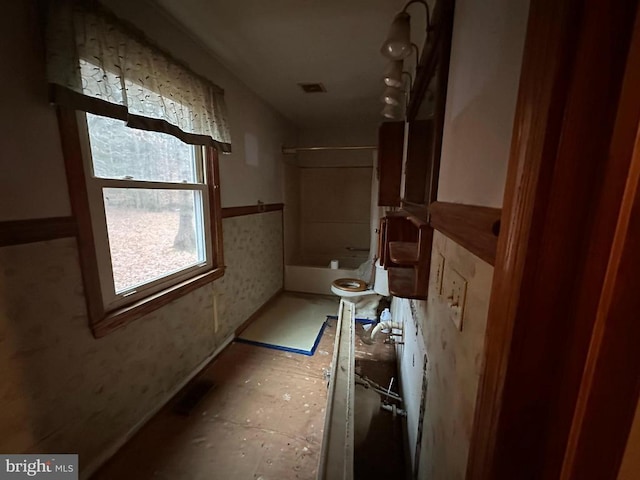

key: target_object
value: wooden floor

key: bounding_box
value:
[93,295,405,480]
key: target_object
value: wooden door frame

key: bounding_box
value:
[560,8,640,477]
[467,0,640,479]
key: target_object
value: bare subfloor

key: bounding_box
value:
[93,297,405,480]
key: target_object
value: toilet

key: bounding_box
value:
[330,259,389,319]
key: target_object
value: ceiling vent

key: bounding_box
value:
[298,83,327,93]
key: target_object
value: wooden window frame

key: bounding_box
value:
[57,107,225,338]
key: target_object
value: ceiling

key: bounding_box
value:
[154,0,409,128]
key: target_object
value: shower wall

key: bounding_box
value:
[285,123,379,269]
[299,165,371,268]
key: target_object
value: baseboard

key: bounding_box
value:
[81,333,234,479]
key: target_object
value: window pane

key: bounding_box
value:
[87,113,199,183]
[103,188,205,293]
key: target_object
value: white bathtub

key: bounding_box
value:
[284,264,361,295]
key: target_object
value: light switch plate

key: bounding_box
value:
[444,267,467,331]
[434,253,445,296]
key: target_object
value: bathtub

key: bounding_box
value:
[284,264,364,296]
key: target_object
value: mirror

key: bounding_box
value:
[402,0,455,210]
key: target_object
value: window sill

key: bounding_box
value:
[91,266,225,338]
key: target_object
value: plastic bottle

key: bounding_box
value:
[380,308,392,333]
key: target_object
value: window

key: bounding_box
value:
[47,1,230,337]
[59,109,224,337]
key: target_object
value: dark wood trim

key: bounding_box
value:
[93,267,225,338]
[560,7,640,479]
[425,0,453,208]
[407,0,455,123]
[561,104,640,480]
[403,120,432,205]
[400,203,429,222]
[234,288,283,336]
[404,0,454,209]
[0,216,77,247]
[387,267,429,300]
[377,121,404,207]
[221,203,284,219]
[466,1,584,475]
[428,202,500,266]
[58,107,106,326]
[207,147,225,268]
[467,0,638,478]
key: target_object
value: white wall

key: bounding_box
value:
[396,0,530,478]
[437,0,529,207]
[0,2,71,221]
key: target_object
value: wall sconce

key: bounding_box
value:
[383,44,419,88]
[380,0,431,120]
[382,85,404,106]
[382,103,404,120]
[383,60,404,88]
[381,72,413,122]
[380,0,431,60]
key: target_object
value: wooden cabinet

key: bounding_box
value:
[378,204,501,299]
[373,0,501,300]
[379,212,418,268]
[377,121,404,207]
[379,211,431,300]
[403,120,434,205]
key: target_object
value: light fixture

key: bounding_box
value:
[380,12,412,59]
[383,60,404,88]
[383,44,418,88]
[381,85,404,106]
[382,103,403,120]
[379,1,431,120]
[380,0,431,60]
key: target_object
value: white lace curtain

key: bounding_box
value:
[46,0,232,152]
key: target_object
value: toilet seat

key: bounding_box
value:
[332,278,367,292]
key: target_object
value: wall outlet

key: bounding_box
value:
[434,253,445,296]
[444,267,467,331]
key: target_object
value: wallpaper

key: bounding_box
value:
[216,211,283,338]
[0,210,283,477]
[396,231,494,480]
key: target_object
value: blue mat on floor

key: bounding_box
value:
[326,315,376,324]
[236,294,339,356]
[237,317,329,356]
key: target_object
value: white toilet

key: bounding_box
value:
[330,259,389,319]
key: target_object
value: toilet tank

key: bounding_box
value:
[373,259,390,296]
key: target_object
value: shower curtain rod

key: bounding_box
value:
[282,145,377,154]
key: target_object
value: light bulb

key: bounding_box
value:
[382,103,403,120]
[381,86,404,106]
[380,13,412,60]
[383,60,404,88]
